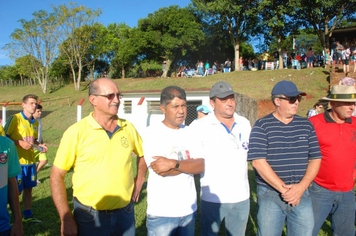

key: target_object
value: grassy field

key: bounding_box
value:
[3,67,335,235]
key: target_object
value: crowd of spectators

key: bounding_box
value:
[169,37,356,77]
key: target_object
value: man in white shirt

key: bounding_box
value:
[143,86,204,236]
[191,81,251,236]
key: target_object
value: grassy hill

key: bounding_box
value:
[1,67,330,145]
[2,67,332,236]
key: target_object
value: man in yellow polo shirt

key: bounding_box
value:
[50,78,146,236]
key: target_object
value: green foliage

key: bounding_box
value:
[138,5,205,78]
[192,0,259,70]
[106,23,142,79]
[293,0,356,50]
[4,10,61,93]
[54,2,102,90]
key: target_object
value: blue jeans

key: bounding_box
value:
[73,197,135,236]
[256,185,314,236]
[200,199,249,236]
[283,57,287,68]
[146,211,196,236]
[309,181,355,236]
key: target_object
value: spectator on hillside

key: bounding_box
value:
[339,74,355,87]
[306,48,315,69]
[204,60,210,76]
[224,58,231,72]
[261,51,270,70]
[342,46,351,74]
[239,56,243,71]
[335,41,344,64]
[273,49,279,69]
[162,60,166,76]
[353,48,356,72]
[213,61,218,74]
[282,48,288,69]
[325,49,332,69]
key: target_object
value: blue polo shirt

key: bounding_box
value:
[248,113,322,191]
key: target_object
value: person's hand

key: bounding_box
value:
[150,156,175,175]
[39,143,48,153]
[10,220,23,236]
[18,140,32,150]
[281,183,305,206]
[61,215,77,236]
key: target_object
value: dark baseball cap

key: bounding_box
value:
[271,80,306,97]
[209,81,237,98]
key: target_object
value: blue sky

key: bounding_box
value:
[0,0,192,66]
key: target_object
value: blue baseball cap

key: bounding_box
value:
[196,105,210,114]
[271,80,306,97]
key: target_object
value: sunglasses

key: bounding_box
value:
[93,93,123,100]
[279,95,302,104]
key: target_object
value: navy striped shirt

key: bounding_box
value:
[248,113,322,190]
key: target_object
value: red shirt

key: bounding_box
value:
[309,112,356,192]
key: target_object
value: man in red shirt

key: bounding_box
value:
[309,85,356,236]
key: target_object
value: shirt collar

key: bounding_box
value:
[324,110,352,124]
[21,111,35,124]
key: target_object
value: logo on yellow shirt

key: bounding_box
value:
[121,136,129,148]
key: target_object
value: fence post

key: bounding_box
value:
[77,98,85,122]
[2,102,9,127]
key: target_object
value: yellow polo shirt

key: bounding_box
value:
[54,113,143,210]
[4,112,39,165]
[0,125,4,136]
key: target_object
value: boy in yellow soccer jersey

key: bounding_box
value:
[4,94,48,224]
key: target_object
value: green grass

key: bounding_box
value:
[5,68,335,235]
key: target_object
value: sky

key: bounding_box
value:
[0,0,192,66]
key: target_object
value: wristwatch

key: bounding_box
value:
[175,161,180,170]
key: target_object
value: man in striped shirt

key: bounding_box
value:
[248,80,322,236]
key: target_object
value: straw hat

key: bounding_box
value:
[322,85,356,102]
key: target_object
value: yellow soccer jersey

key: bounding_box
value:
[54,113,144,210]
[0,124,4,136]
[4,112,39,165]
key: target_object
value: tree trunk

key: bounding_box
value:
[162,59,172,78]
[121,67,126,79]
[234,42,240,71]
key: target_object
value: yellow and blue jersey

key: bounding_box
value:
[4,112,39,165]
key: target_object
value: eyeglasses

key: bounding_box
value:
[93,93,123,100]
[279,95,302,104]
[229,133,240,149]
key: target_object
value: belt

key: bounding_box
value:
[73,197,122,214]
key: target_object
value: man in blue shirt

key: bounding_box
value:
[248,80,322,236]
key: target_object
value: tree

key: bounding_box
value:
[106,23,142,79]
[15,55,39,85]
[258,0,297,69]
[83,23,109,81]
[192,0,259,71]
[293,0,356,53]
[4,10,60,93]
[138,5,205,78]
[54,2,101,90]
